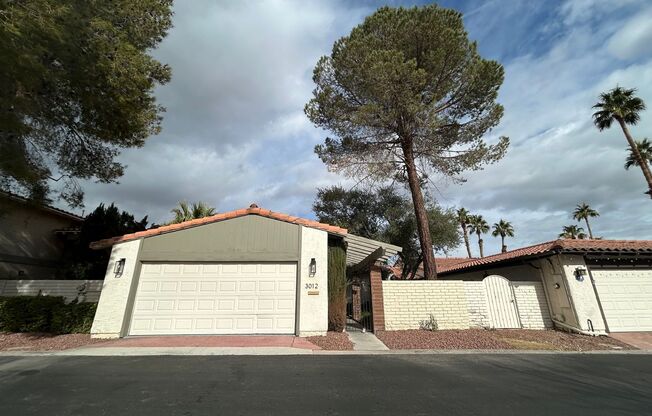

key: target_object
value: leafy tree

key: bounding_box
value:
[625,138,652,171]
[491,219,514,253]
[60,203,148,279]
[305,5,508,279]
[559,225,587,240]
[170,201,216,224]
[593,87,652,197]
[456,208,473,258]
[313,186,460,278]
[468,215,489,258]
[0,0,173,207]
[572,202,599,239]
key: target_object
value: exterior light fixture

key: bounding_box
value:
[574,266,587,281]
[114,258,126,277]
[309,258,316,277]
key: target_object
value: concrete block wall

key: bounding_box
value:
[382,281,470,330]
[513,282,553,329]
[0,280,103,302]
[381,280,552,331]
[464,282,490,328]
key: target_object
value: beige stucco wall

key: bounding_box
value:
[0,198,79,279]
[91,239,142,338]
[297,226,328,336]
[382,281,470,330]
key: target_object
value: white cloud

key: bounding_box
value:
[607,7,652,60]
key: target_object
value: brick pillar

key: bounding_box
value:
[352,283,362,321]
[369,265,385,331]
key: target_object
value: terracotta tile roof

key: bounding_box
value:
[90,204,347,250]
[438,239,652,274]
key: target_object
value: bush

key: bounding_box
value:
[0,296,97,334]
[328,240,347,332]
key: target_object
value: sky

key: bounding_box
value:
[76,0,652,257]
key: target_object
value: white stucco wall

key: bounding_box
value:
[382,281,470,330]
[90,239,142,338]
[297,226,328,336]
[559,254,607,334]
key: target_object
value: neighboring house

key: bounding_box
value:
[438,240,652,334]
[0,191,83,279]
[89,204,400,339]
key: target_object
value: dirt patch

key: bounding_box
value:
[376,329,514,350]
[0,333,109,351]
[376,329,636,351]
[307,332,354,350]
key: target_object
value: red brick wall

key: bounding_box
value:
[370,265,385,331]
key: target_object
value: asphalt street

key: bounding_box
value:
[0,353,650,415]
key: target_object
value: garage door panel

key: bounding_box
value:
[593,269,652,332]
[129,262,297,335]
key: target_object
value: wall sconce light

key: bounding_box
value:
[574,266,587,281]
[309,258,316,277]
[114,258,126,277]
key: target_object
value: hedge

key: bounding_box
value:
[0,296,97,334]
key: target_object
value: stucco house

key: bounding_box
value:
[0,191,83,279]
[436,240,652,335]
[89,204,400,339]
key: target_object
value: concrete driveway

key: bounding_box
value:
[609,332,652,350]
[0,354,650,415]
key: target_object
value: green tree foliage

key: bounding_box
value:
[625,138,652,170]
[60,203,148,279]
[313,186,460,279]
[491,219,515,253]
[0,0,174,206]
[305,5,508,279]
[572,202,599,239]
[170,201,216,224]
[559,225,587,240]
[468,215,489,258]
[327,239,347,332]
[593,87,652,197]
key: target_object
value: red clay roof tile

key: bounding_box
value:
[90,206,347,250]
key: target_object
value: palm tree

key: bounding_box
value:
[170,201,216,224]
[625,138,652,170]
[468,215,489,258]
[491,219,515,253]
[593,87,652,197]
[456,208,473,258]
[559,225,587,240]
[572,202,599,239]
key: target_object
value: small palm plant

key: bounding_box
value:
[170,201,216,224]
[492,219,515,253]
[593,87,652,197]
[456,208,473,258]
[468,215,490,257]
[572,203,599,239]
[559,225,587,240]
[625,138,652,171]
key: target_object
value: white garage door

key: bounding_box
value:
[129,263,297,335]
[592,269,652,332]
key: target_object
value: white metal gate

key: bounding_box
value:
[483,275,521,329]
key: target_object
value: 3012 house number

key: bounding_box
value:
[305,283,319,290]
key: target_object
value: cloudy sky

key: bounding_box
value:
[77,0,652,257]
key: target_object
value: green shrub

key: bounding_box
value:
[328,240,347,332]
[0,296,97,334]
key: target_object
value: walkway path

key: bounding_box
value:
[346,331,389,351]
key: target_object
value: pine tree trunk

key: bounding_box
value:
[402,141,437,280]
[461,224,472,258]
[501,235,507,253]
[585,218,593,239]
[618,118,652,198]
[478,233,484,258]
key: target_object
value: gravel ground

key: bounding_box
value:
[0,333,108,351]
[306,332,354,350]
[376,329,636,351]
